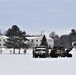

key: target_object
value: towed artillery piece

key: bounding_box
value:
[50,46,73,58]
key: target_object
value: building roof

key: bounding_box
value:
[26,36,38,39]
[0,35,8,38]
[26,35,53,40]
[45,35,53,40]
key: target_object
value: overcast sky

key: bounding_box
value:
[0,0,76,35]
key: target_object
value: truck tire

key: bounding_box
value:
[50,53,58,58]
[33,54,38,58]
[43,55,46,58]
[51,55,58,58]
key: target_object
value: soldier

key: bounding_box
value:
[24,49,26,54]
[10,50,12,54]
[0,49,2,54]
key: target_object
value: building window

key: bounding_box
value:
[36,40,38,42]
[0,39,1,41]
[49,39,52,42]
[3,44,6,46]
[3,39,5,42]
[0,44,1,46]
[36,44,38,46]
[31,40,33,42]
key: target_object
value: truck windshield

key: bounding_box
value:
[36,48,46,51]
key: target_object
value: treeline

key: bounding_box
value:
[49,29,76,48]
[0,25,76,49]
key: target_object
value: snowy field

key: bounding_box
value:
[0,48,76,75]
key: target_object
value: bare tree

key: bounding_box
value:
[49,31,59,46]
[0,29,2,35]
[49,31,59,39]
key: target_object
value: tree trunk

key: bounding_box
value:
[13,48,15,54]
[24,49,26,54]
[18,48,20,54]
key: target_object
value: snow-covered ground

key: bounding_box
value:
[0,48,76,75]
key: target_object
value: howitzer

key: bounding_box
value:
[50,42,73,58]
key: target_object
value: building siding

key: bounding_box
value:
[0,36,8,48]
[26,35,54,48]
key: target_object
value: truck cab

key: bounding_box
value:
[33,46,49,58]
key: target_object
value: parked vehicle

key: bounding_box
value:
[33,45,49,58]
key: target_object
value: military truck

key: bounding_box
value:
[50,46,73,58]
[33,45,49,58]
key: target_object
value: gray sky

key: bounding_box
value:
[0,0,76,35]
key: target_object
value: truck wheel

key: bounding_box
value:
[50,54,58,58]
[61,56,66,57]
[54,56,58,58]
[33,55,35,58]
[39,56,43,58]
[35,55,38,58]
[43,56,46,58]
[61,55,66,57]
[33,55,38,58]
[51,55,58,58]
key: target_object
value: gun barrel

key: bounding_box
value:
[66,47,73,53]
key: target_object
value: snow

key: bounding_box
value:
[0,48,76,75]
[26,36,38,39]
[0,35,8,38]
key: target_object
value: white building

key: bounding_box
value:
[26,35,54,48]
[72,41,76,48]
[0,36,8,48]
